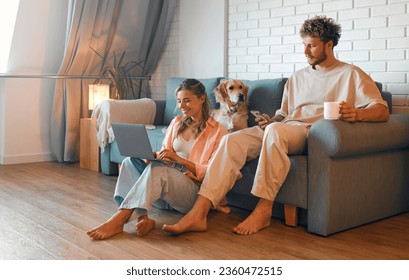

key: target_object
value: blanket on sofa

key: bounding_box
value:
[91,98,156,150]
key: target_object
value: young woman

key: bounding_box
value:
[87,79,228,240]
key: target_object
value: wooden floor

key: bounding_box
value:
[0,161,408,260]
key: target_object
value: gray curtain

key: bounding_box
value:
[51,0,176,162]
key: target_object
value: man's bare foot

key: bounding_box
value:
[87,209,133,240]
[136,215,156,236]
[162,212,207,235]
[216,196,231,213]
[162,195,212,235]
[232,198,272,235]
[216,205,231,213]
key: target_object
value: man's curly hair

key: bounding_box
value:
[299,15,342,47]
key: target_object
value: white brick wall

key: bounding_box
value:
[228,0,409,113]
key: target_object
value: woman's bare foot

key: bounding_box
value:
[135,215,156,236]
[87,209,133,240]
[232,198,273,235]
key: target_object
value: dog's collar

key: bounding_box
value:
[227,106,238,114]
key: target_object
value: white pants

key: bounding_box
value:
[199,123,309,207]
[114,158,199,221]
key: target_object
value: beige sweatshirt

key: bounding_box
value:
[276,61,388,126]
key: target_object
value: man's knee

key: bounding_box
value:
[219,132,243,150]
[264,122,284,137]
[265,122,285,133]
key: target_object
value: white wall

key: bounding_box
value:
[0,0,67,164]
[150,0,227,99]
[228,0,409,113]
[179,0,227,78]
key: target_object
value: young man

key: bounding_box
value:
[162,15,390,235]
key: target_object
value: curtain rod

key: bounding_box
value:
[0,74,151,80]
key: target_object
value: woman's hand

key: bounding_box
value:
[157,149,195,174]
[157,149,180,164]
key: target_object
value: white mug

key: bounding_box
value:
[324,102,340,120]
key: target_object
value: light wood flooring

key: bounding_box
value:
[0,161,408,260]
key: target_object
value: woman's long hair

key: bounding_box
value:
[174,79,211,136]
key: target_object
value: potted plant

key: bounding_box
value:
[90,47,146,100]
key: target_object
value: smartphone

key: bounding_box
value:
[250,110,268,121]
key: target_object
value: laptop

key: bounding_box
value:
[111,122,178,165]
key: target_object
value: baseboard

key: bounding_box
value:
[0,152,54,165]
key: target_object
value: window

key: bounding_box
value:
[0,1,20,73]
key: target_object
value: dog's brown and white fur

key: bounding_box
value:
[212,79,249,132]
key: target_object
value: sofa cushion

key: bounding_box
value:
[375,81,392,113]
[163,77,224,125]
[243,78,288,127]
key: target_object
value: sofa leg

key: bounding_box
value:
[284,204,298,227]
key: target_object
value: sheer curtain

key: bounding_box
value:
[51,0,176,162]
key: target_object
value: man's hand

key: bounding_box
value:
[339,101,389,123]
[256,114,272,130]
[339,101,357,122]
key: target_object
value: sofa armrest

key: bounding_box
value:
[309,114,409,158]
[307,114,409,236]
[91,98,156,149]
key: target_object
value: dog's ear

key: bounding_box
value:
[239,80,249,95]
[214,80,228,102]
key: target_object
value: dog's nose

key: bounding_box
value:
[238,94,245,102]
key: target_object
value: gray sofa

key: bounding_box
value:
[100,76,409,236]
